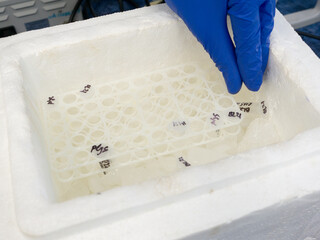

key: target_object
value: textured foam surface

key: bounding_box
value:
[1,4,320,240]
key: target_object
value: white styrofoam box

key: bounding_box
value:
[1,4,320,240]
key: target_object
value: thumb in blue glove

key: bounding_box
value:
[166,0,276,94]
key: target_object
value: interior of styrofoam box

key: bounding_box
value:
[2,4,320,237]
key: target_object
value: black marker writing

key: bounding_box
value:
[237,102,252,113]
[99,160,110,175]
[80,84,91,93]
[210,113,220,126]
[173,121,187,127]
[261,101,267,114]
[239,107,250,113]
[228,111,242,119]
[237,102,252,107]
[91,144,108,156]
[47,96,55,105]
[179,157,191,167]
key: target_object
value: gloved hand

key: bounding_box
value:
[166,0,276,94]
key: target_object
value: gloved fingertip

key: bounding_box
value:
[244,72,263,92]
[227,82,242,94]
[222,71,242,94]
[247,84,262,92]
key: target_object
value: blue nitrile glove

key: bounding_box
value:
[166,0,276,94]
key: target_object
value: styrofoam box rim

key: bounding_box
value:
[1,4,320,237]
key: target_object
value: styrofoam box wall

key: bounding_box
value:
[1,4,320,239]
